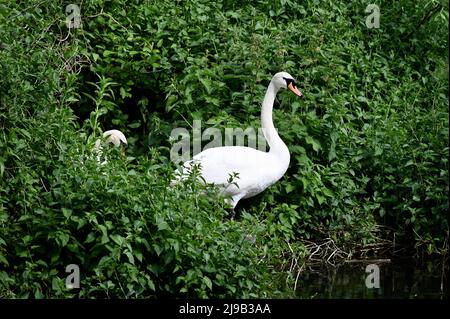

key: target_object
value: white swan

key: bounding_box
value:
[94,129,128,164]
[177,72,302,209]
[94,129,128,149]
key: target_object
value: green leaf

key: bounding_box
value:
[165,95,177,112]
[374,147,383,156]
[135,250,143,262]
[0,160,4,177]
[120,87,132,99]
[111,234,124,246]
[51,277,60,291]
[128,121,141,128]
[155,216,170,231]
[322,188,334,197]
[0,253,9,266]
[148,279,156,291]
[62,208,72,219]
[316,194,325,205]
[99,225,109,244]
[34,289,44,299]
[199,77,212,94]
[305,136,321,152]
[92,53,100,62]
[55,232,69,247]
[328,148,336,161]
[357,96,368,103]
[285,183,295,194]
[203,276,213,290]
[125,251,135,264]
[153,244,163,256]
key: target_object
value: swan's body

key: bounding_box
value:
[177,72,302,208]
[187,146,289,205]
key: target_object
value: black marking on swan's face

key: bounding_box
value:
[283,77,297,88]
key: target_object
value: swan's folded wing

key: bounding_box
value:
[191,146,274,185]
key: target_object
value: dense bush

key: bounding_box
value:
[0,0,448,298]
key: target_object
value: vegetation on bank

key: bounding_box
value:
[0,0,448,298]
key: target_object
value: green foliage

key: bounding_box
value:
[0,0,448,298]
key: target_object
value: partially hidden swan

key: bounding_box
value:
[94,129,128,165]
[176,72,302,209]
[94,129,128,149]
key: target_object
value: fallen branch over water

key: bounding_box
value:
[279,229,394,291]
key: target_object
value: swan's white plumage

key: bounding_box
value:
[94,129,127,165]
[95,129,128,150]
[176,71,301,208]
[184,146,288,201]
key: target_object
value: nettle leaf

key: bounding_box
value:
[98,225,109,244]
[92,52,100,62]
[125,250,135,265]
[119,87,132,99]
[153,244,163,256]
[0,253,9,266]
[134,249,143,262]
[128,122,141,128]
[148,279,156,291]
[62,208,72,219]
[111,234,124,246]
[285,183,295,194]
[155,216,171,231]
[59,232,70,247]
[199,77,213,94]
[305,136,321,152]
[203,276,213,290]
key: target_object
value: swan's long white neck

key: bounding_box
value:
[261,80,290,165]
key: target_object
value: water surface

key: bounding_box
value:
[294,257,448,299]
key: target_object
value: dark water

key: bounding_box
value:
[295,257,448,299]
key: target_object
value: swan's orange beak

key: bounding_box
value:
[288,82,302,97]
